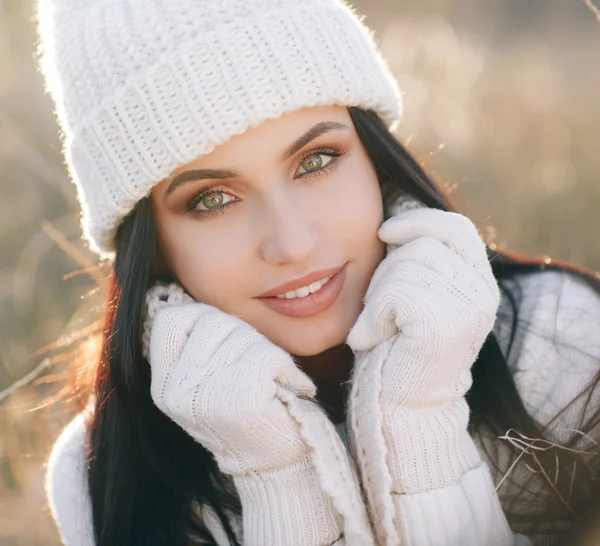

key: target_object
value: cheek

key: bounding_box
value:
[157,221,249,310]
[326,160,386,318]
[322,158,384,252]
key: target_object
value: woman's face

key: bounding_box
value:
[151,106,385,356]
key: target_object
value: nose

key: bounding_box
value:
[259,193,319,266]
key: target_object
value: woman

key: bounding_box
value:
[38,0,600,545]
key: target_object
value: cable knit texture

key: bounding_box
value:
[143,284,373,545]
[36,0,402,255]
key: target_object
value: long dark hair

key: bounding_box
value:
[85,106,600,545]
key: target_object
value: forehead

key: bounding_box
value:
[170,105,352,173]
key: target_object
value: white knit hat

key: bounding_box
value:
[37,0,402,256]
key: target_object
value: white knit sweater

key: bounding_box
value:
[46,270,600,545]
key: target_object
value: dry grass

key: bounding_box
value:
[584,0,600,23]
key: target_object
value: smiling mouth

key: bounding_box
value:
[257,264,345,298]
[257,264,347,319]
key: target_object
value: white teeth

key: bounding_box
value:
[276,275,333,299]
[296,286,310,298]
[308,281,321,294]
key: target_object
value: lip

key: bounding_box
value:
[257,265,346,298]
[257,264,347,319]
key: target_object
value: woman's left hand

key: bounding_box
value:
[347,207,500,409]
[345,208,514,545]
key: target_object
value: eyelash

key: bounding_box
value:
[296,146,346,179]
[187,145,348,218]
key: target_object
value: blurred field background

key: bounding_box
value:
[1,0,599,543]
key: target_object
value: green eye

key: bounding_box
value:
[202,193,225,209]
[297,153,334,175]
[191,190,236,213]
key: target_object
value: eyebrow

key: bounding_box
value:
[164,120,350,199]
[164,168,237,199]
[280,120,349,161]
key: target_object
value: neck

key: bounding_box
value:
[294,343,354,423]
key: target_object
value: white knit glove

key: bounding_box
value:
[347,208,518,546]
[144,284,375,545]
[144,284,316,474]
[348,207,500,411]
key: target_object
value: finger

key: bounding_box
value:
[151,304,242,393]
[347,310,393,351]
[364,236,482,309]
[237,341,317,399]
[349,269,461,353]
[378,209,490,272]
[149,302,206,405]
[176,317,257,397]
[273,353,317,398]
[364,237,451,301]
[350,247,441,350]
[347,280,414,350]
[384,237,493,292]
[349,253,497,352]
[190,307,252,361]
[379,212,498,303]
[150,303,206,367]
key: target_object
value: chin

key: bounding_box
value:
[278,328,349,358]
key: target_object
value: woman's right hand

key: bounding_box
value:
[143,283,317,476]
